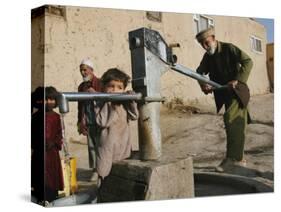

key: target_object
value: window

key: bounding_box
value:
[250,36,262,53]
[193,14,214,34]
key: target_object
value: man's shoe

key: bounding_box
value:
[215,158,247,173]
[215,158,233,172]
[233,159,247,167]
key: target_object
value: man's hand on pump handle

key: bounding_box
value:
[200,79,239,95]
[200,83,213,95]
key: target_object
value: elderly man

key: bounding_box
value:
[77,58,101,181]
[195,27,253,172]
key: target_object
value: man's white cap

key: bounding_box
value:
[80,58,94,70]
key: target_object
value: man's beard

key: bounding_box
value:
[206,42,217,55]
[83,75,92,82]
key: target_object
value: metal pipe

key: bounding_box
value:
[60,114,70,157]
[138,102,161,160]
[171,63,227,89]
[58,92,142,114]
[61,92,142,101]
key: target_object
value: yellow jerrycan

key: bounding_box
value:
[59,157,78,197]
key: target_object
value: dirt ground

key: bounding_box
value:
[161,93,274,186]
[68,93,274,191]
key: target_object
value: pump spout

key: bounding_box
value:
[57,92,142,114]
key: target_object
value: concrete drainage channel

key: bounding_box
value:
[194,172,273,197]
[45,187,97,207]
[48,172,273,206]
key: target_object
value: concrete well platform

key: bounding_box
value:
[99,154,194,202]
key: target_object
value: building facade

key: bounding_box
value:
[31,5,269,143]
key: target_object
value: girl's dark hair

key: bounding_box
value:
[45,86,59,107]
[31,86,44,110]
[100,68,130,88]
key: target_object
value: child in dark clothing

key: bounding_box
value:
[44,86,64,202]
[31,87,45,203]
[31,86,64,205]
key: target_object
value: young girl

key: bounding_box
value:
[44,86,64,202]
[94,68,139,184]
[31,86,64,204]
[31,86,45,203]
